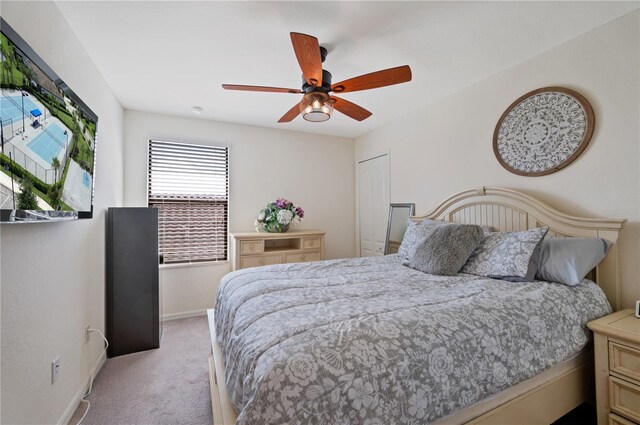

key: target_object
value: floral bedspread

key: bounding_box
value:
[214,255,611,425]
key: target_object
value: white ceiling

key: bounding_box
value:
[55,1,638,139]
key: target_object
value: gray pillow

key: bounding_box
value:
[397,219,451,264]
[461,227,549,279]
[536,237,612,286]
[422,218,494,235]
[408,224,484,276]
[419,218,452,227]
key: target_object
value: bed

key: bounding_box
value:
[207,187,626,424]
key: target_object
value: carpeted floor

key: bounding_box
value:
[69,316,212,425]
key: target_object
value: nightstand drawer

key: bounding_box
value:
[239,254,281,269]
[609,376,640,423]
[301,236,322,250]
[284,250,321,264]
[609,413,636,425]
[610,341,640,382]
[240,240,263,255]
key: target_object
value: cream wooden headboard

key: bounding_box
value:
[411,187,627,311]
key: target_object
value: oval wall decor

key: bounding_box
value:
[493,87,595,176]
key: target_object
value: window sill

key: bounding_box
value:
[160,260,229,270]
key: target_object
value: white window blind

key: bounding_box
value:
[148,140,228,264]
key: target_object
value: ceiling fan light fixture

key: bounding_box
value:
[300,92,333,122]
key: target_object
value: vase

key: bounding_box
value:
[265,223,289,233]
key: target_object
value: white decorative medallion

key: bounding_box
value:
[493,87,594,176]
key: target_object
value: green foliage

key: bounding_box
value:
[51,157,61,182]
[70,129,94,173]
[0,153,49,194]
[16,175,38,210]
[48,182,62,210]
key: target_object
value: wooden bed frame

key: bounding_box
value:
[207,186,626,425]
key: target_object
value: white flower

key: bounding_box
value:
[408,386,430,419]
[519,344,534,368]
[277,209,293,225]
[373,321,401,339]
[572,326,587,345]
[257,211,265,221]
[428,347,453,379]
[528,316,547,340]
[284,353,317,386]
[347,378,374,410]
[493,363,508,386]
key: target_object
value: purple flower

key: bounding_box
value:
[275,198,291,209]
[295,207,304,219]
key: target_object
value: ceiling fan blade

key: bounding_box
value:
[331,96,372,121]
[331,65,412,93]
[290,32,323,87]
[222,84,303,94]
[278,102,301,123]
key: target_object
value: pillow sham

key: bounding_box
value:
[536,237,612,286]
[397,219,450,264]
[422,218,493,235]
[408,224,484,275]
[461,227,549,279]
[500,234,545,282]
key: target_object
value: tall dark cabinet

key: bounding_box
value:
[106,207,161,357]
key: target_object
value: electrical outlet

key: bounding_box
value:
[51,357,60,384]
[85,325,90,344]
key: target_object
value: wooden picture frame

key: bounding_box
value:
[493,87,595,177]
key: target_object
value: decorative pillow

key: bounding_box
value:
[480,225,495,235]
[408,224,484,275]
[461,227,549,279]
[419,218,452,227]
[500,234,545,282]
[422,219,493,235]
[397,219,450,264]
[536,237,612,286]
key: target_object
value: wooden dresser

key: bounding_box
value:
[588,309,640,425]
[229,230,325,271]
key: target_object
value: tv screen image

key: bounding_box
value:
[0,18,98,222]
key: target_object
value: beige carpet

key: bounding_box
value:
[69,316,212,425]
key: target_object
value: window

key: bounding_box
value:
[148,140,228,264]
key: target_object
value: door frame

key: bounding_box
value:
[355,150,390,258]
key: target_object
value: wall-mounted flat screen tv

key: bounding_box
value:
[0,18,97,223]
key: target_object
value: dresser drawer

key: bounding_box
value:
[284,250,321,264]
[610,341,640,383]
[609,376,640,423]
[240,240,263,255]
[239,254,282,269]
[301,236,322,250]
[609,413,637,425]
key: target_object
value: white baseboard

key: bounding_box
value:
[58,350,107,425]
[162,309,208,322]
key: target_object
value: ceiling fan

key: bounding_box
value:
[222,32,412,123]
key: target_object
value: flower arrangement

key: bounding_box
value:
[255,198,304,233]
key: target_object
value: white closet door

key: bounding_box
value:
[357,154,389,257]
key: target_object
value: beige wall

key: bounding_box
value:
[0,2,124,424]
[356,11,640,309]
[123,110,356,317]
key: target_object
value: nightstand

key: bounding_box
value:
[588,310,640,425]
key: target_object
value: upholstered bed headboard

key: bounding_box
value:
[411,187,627,310]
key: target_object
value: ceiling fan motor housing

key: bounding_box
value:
[302,69,332,94]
